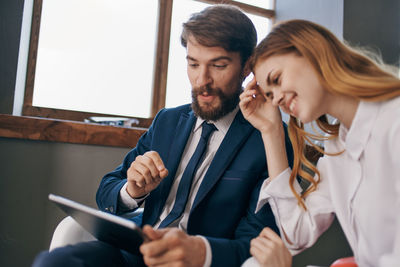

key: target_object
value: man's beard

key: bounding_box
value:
[191,84,241,121]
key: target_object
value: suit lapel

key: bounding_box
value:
[154,111,197,218]
[191,111,254,211]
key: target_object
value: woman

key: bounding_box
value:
[240,19,400,267]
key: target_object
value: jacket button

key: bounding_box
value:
[105,206,114,213]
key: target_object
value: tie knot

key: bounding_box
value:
[201,122,217,140]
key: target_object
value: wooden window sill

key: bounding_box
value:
[0,114,147,148]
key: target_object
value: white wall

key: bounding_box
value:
[275,0,343,39]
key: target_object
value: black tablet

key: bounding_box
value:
[49,194,146,255]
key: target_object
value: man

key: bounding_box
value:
[33,4,292,267]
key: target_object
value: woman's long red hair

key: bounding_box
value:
[248,19,400,209]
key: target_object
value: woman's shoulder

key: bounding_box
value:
[380,95,400,110]
[374,96,400,129]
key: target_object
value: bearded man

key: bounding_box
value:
[33,4,292,267]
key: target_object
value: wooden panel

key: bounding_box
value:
[151,0,173,117]
[23,106,153,128]
[23,0,43,108]
[21,0,275,124]
[0,114,147,148]
[22,0,154,127]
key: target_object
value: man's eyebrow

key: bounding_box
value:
[186,55,233,62]
[210,56,233,62]
[186,56,197,61]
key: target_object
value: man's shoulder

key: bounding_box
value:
[156,104,192,117]
[150,104,194,130]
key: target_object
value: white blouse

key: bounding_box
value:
[255,97,400,267]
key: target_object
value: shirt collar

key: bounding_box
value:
[194,106,239,135]
[338,101,381,160]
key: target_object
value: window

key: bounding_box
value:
[166,0,273,108]
[23,0,275,127]
[32,0,158,118]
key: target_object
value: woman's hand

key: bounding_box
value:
[250,227,292,267]
[239,78,282,135]
[241,77,289,179]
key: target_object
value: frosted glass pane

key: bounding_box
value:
[165,0,210,108]
[33,0,157,118]
[165,0,272,108]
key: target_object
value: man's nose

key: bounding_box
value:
[196,67,212,87]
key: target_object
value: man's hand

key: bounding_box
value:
[250,227,292,267]
[126,151,168,198]
[140,225,206,267]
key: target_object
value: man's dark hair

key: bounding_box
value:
[181,4,257,67]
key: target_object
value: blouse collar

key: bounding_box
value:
[338,101,381,160]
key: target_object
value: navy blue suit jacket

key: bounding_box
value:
[96,104,292,266]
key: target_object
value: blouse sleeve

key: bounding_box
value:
[256,163,335,254]
[379,114,400,266]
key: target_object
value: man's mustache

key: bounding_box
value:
[193,85,220,96]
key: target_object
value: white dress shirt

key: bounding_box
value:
[252,97,400,267]
[120,107,239,267]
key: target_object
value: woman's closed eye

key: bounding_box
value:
[272,73,281,85]
[267,71,281,86]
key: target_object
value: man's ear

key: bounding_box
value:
[242,60,252,78]
[240,61,252,83]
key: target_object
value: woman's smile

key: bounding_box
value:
[255,53,327,123]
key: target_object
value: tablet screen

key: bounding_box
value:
[49,194,145,255]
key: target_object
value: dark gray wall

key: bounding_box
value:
[0,137,129,267]
[344,0,400,66]
[275,0,400,67]
[0,0,24,114]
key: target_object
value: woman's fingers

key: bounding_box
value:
[250,228,292,267]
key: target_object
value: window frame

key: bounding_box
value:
[22,0,275,128]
